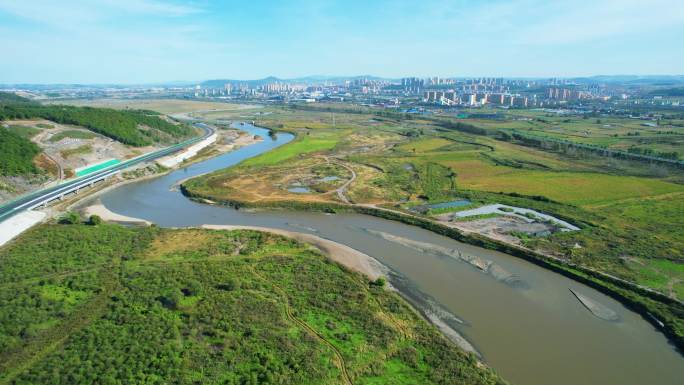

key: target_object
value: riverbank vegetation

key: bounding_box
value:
[0,223,505,384]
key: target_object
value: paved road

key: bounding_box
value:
[0,124,214,222]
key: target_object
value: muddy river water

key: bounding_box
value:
[99,123,684,385]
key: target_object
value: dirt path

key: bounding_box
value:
[0,265,106,291]
[250,268,353,385]
[666,278,681,300]
[42,152,64,181]
[327,158,356,204]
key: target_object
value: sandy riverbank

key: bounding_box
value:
[202,224,386,280]
[83,202,151,225]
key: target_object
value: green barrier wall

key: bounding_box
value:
[75,159,121,177]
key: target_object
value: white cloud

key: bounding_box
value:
[101,0,202,17]
[0,0,203,28]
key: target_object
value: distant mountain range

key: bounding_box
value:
[2,75,683,89]
[573,75,684,85]
[200,75,392,88]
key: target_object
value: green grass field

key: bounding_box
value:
[458,168,683,206]
[242,130,343,166]
[6,125,41,139]
[396,138,452,153]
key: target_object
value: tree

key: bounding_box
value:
[448,170,457,191]
[59,212,81,224]
[88,215,102,226]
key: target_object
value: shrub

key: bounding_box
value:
[88,215,102,226]
[59,212,81,225]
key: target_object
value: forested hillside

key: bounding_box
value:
[0,127,40,176]
[0,224,505,385]
[0,93,194,146]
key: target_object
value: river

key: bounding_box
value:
[98,122,684,385]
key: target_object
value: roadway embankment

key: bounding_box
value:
[0,210,46,246]
[157,132,218,168]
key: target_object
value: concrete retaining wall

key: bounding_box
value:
[157,133,218,168]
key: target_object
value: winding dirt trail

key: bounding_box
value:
[327,158,356,204]
[250,267,353,385]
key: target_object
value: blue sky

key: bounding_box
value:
[0,0,682,84]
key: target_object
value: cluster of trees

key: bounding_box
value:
[436,120,489,136]
[505,130,684,168]
[627,146,680,160]
[0,224,158,375]
[2,225,505,384]
[0,92,33,104]
[58,211,102,225]
[0,126,41,176]
[0,93,194,147]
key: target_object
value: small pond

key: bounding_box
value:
[288,186,311,193]
[319,176,340,182]
[427,200,472,210]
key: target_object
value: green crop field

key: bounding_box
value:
[0,223,504,385]
[455,167,683,206]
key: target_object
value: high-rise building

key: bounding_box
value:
[402,77,424,93]
[487,94,504,104]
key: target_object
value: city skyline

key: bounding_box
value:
[1,0,683,84]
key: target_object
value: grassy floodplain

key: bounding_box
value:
[242,130,343,167]
[181,103,684,346]
[0,223,504,385]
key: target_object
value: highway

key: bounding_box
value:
[0,123,214,222]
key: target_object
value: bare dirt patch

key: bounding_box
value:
[22,119,160,175]
[206,157,355,205]
[144,229,213,259]
[441,215,557,245]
